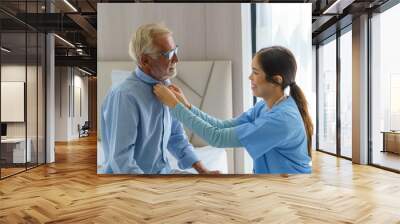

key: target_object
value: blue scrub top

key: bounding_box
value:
[234,97,311,174]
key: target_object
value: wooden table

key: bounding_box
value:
[381,131,400,154]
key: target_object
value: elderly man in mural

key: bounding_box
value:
[100,23,219,174]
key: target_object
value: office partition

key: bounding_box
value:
[0,1,47,179]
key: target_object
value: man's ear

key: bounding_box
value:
[140,54,151,70]
[140,55,148,66]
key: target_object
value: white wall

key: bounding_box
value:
[1,64,46,164]
[98,3,251,117]
[0,65,25,124]
[76,74,89,126]
[1,65,38,137]
[98,3,252,173]
[54,67,89,141]
[55,67,68,141]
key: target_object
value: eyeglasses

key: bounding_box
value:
[160,45,179,60]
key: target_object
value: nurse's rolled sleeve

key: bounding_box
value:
[234,112,288,160]
[167,117,200,169]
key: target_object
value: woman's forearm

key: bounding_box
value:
[189,105,237,129]
[172,103,242,148]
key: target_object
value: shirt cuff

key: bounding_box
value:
[177,149,200,170]
[190,105,200,113]
[173,102,184,110]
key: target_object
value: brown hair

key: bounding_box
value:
[256,46,313,156]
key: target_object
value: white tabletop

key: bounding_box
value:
[1,138,27,143]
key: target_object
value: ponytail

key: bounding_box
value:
[290,83,313,157]
[257,46,314,157]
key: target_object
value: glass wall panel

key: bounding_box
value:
[26,0,39,169]
[1,29,28,177]
[371,3,400,171]
[0,1,46,179]
[38,32,45,165]
[340,29,352,158]
[27,30,38,169]
[317,37,337,154]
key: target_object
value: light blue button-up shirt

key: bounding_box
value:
[100,68,199,174]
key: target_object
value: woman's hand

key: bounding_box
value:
[153,84,179,108]
[168,84,192,109]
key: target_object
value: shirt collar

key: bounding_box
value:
[135,67,171,86]
[265,95,289,112]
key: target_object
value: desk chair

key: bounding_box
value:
[78,121,90,138]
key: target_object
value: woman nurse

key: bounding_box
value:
[153,46,313,174]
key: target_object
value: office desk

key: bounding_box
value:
[1,138,31,164]
[381,131,400,154]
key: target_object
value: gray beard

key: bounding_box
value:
[168,68,177,78]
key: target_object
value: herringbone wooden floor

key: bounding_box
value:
[1,135,400,223]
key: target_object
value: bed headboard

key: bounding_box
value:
[97,60,233,147]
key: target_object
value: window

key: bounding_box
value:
[340,28,352,158]
[371,3,400,171]
[252,3,313,172]
[317,37,337,155]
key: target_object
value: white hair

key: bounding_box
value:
[129,23,172,65]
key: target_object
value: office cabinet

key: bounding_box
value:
[382,132,400,154]
[0,138,32,165]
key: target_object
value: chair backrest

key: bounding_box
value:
[82,121,90,129]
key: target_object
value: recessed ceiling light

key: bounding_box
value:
[63,0,78,12]
[54,34,75,48]
[322,0,354,15]
[78,67,93,76]
[1,47,11,53]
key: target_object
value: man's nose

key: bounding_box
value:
[172,53,179,63]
